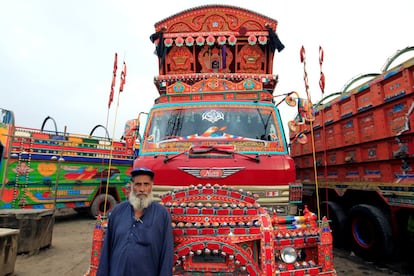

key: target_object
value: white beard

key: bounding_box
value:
[129,190,153,211]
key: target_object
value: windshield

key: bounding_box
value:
[141,103,287,154]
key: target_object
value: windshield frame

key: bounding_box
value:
[140,101,288,155]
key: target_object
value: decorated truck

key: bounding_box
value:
[289,47,414,261]
[85,4,336,276]
[0,109,139,217]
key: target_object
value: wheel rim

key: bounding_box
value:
[98,197,113,214]
[352,215,375,249]
[98,201,106,213]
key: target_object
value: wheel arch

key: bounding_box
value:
[313,188,392,217]
[94,185,121,202]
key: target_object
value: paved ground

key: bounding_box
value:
[12,209,412,276]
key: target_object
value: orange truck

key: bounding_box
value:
[289,47,414,261]
[93,4,336,276]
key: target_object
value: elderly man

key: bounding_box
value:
[97,167,174,276]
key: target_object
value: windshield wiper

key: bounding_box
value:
[163,149,188,163]
[163,145,227,164]
[190,145,260,163]
[233,151,260,163]
[164,145,260,163]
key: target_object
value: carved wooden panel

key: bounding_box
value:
[237,44,265,73]
[166,46,194,73]
[198,45,233,73]
[155,5,278,33]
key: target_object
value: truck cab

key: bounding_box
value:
[133,4,301,215]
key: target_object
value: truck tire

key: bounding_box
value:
[348,204,394,261]
[90,194,117,218]
[320,201,346,248]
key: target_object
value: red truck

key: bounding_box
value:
[289,47,414,262]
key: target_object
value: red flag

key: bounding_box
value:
[300,46,306,63]
[300,46,309,98]
[319,72,325,94]
[119,61,127,92]
[319,46,324,65]
[108,53,118,108]
[319,46,325,94]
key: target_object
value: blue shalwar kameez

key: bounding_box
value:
[97,201,174,276]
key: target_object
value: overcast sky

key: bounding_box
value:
[1,0,413,140]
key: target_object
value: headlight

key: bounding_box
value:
[281,247,298,263]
